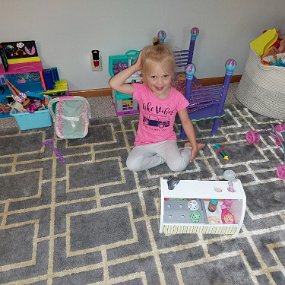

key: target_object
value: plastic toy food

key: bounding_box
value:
[188,199,199,211]
[190,211,201,223]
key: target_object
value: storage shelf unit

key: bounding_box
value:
[159,178,246,235]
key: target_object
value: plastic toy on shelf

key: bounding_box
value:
[223,170,236,192]
[159,27,237,136]
[246,123,285,179]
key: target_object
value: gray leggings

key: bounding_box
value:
[126,140,192,172]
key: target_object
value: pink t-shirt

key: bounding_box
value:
[133,83,189,146]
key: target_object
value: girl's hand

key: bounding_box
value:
[191,145,198,161]
[134,52,143,71]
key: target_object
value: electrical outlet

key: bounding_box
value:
[91,50,102,71]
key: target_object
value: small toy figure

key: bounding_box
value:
[214,144,229,160]
[221,205,235,224]
[5,80,27,103]
[208,199,218,212]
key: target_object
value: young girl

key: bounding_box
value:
[109,39,204,172]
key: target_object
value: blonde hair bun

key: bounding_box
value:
[152,37,161,46]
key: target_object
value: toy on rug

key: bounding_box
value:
[214,143,229,160]
[246,123,285,179]
[42,139,65,164]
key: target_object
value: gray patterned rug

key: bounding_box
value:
[0,103,285,285]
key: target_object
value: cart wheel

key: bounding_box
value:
[276,164,285,180]
[246,130,260,144]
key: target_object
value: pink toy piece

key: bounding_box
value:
[246,130,260,144]
[275,137,282,147]
[221,205,235,224]
[276,164,285,179]
[223,199,233,208]
[25,46,36,56]
[274,124,285,132]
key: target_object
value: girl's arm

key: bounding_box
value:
[178,108,199,160]
[109,53,142,95]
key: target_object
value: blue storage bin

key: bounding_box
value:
[10,108,52,130]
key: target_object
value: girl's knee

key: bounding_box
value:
[126,157,141,172]
[167,160,189,172]
[168,164,187,172]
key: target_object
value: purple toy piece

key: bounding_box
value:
[246,130,261,144]
[42,139,65,164]
[187,28,199,66]
[178,27,237,138]
[180,57,237,137]
[276,164,285,180]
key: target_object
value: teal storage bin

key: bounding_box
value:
[10,108,52,130]
[109,50,140,77]
[114,90,132,100]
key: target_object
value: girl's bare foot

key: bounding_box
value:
[185,142,205,151]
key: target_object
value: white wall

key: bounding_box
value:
[1,0,284,91]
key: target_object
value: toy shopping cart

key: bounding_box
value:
[246,123,285,179]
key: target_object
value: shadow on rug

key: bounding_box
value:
[0,104,284,285]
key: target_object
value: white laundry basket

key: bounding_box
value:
[236,49,285,120]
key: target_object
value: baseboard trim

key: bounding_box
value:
[70,88,111,97]
[200,74,241,86]
[70,74,242,97]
